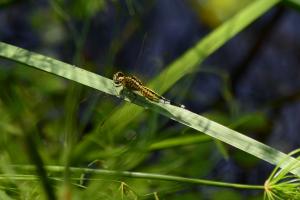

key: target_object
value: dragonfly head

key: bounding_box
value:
[113,71,125,85]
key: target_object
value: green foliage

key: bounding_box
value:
[264,150,300,200]
[188,0,253,27]
[54,0,107,19]
[1,40,299,176]
[212,189,243,200]
[1,0,300,199]
[284,0,300,11]
[75,0,281,162]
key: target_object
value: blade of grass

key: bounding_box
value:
[74,0,280,158]
[149,135,212,151]
[23,130,56,200]
[13,90,56,200]
[1,41,300,176]
[14,165,264,190]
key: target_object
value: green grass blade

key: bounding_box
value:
[14,165,264,190]
[74,0,280,157]
[0,43,114,94]
[23,131,56,200]
[149,135,212,150]
[1,41,300,176]
[149,0,279,93]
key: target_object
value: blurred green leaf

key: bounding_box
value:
[284,0,300,10]
[149,134,211,150]
[212,189,242,200]
[0,190,14,200]
[188,0,253,27]
[55,0,107,19]
[233,151,260,168]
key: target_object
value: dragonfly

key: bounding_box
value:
[113,71,185,108]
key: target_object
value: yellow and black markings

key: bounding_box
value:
[113,71,185,108]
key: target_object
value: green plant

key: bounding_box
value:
[1,0,300,199]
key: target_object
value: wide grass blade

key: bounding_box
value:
[1,41,300,176]
[74,0,281,158]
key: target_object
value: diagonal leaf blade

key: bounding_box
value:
[74,0,281,158]
[1,41,300,177]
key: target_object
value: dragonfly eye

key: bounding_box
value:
[113,72,125,84]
